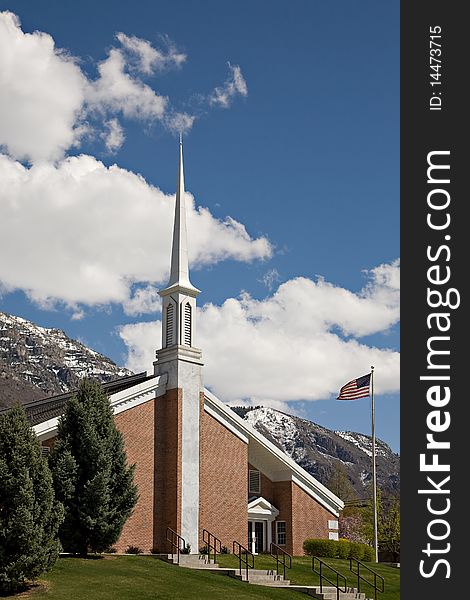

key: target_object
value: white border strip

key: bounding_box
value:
[34,374,167,441]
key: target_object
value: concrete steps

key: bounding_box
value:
[155,553,372,599]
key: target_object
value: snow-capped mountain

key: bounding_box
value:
[0,311,132,409]
[237,406,399,497]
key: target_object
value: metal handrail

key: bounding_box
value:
[166,527,186,565]
[269,542,292,580]
[349,557,385,600]
[233,540,254,582]
[312,557,347,600]
[202,529,222,564]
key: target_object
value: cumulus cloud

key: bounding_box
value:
[0,153,272,307]
[209,64,248,108]
[119,261,400,403]
[0,13,251,161]
[0,11,87,162]
[123,285,162,316]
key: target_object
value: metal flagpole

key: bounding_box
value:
[370,365,379,562]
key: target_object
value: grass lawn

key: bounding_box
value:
[21,555,298,600]
[217,554,400,600]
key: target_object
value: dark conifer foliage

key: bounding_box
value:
[0,406,63,593]
[50,379,138,556]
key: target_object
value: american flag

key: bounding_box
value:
[337,373,371,400]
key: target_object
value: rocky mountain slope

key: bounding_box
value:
[234,406,400,498]
[0,312,132,409]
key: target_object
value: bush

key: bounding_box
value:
[125,546,142,554]
[303,539,337,558]
[303,537,372,561]
[362,545,375,562]
[337,539,351,559]
[180,544,191,554]
[349,541,365,560]
[220,546,229,554]
[199,545,208,555]
[105,547,117,554]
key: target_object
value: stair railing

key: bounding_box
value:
[269,542,292,580]
[202,529,222,564]
[312,556,347,600]
[232,540,254,582]
[166,527,186,565]
[349,557,385,600]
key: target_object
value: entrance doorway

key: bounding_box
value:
[248,521,265,553]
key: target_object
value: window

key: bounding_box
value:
[248,470,261,494]
[41,446,50,456]
[328,520,339,530]
[276,521,286,546]
[166,304,174,347]
[329,532,339,541]
[184,303,192,346]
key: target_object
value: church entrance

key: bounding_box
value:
[248,521,265,554]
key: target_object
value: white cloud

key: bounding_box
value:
[115,32,186,74]
[0,153,272,307]
[209,64,248,108]
[101,119,125,153]
[86,47,168,121]
[123,285,162,316]
[259,268,281,291]
[119,261,400,403]
[0,11,87,162]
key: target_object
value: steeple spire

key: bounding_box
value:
[165,137,199,293]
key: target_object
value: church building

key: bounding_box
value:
[27,141,343,556]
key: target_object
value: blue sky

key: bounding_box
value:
[0,1,400,450]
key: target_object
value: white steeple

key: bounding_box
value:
[164,135,200,295]
[156,138,202,353]
[154,138,203,553]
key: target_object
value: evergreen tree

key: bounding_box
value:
[0,406,63,594]
[50,379,138,556]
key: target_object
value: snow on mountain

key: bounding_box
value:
[0,311,132,408]
[239,406,400,497]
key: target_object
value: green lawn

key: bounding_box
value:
[217,554,400,600]
[22,556,298,600]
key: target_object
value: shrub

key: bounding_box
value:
[303,539,337,558]
[180,544,191,554]
[125,546,142,554]
[337,539,351,559]
[199,545,208,555]
[105,547,117,554]
[362,545,375,562]
[349,541,365,560]
[220,546,229,554]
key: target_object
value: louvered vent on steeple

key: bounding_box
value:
[166,304,174,347]
[184,303,192,346]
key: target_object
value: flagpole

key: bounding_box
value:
[371,365,379,562]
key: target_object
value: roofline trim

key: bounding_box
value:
[203,387,344,515]
[34,374,168,440]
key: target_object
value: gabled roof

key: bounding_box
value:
[3,372,154,426]
[203,388,344,516]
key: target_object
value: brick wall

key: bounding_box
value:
[153,388,182,553]
[291,481,337,556]
[114,399,156,553]
[199,408,248,550]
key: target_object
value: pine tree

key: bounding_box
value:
[0,405,63,594]
[50,379,138,556]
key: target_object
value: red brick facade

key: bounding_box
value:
[199,409,248,550]
[115,399,156,552]
[39,393,339,556]
[248,463,337,555]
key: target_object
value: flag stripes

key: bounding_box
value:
[337,373,371,400]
